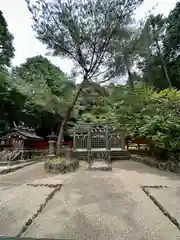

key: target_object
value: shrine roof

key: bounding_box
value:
[0,128,43,141]
[68,123,119,133]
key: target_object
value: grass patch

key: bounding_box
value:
[45,157,66,165]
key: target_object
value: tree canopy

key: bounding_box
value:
[0,10,14,67]
[1,1,180,161]
[26,0,143,80]
[26,0,144,153]
[0,55,75,138]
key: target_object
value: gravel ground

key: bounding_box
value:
[23,161,180,240]
[148,187,180,224]
[0,160,180,239]
[0,162,54,188]
[0,185,53,236]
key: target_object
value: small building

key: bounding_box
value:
[0,127,43,161]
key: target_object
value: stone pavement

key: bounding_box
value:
[23,161,180,240]
[0,161,36,174]
[90,161,112,171]
[0,162,54,189]
[147,187,180,225]
[0,160,180,239]
[0,185,53,236]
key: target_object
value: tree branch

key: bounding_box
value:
[89,0,130,78]
[98,58,125,84]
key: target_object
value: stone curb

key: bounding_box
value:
[17,184,62,237]
[141,186,180,231]
[131,154,180,174]
[0,161,38,175]
[89,166,112,171]
[27,183,61,188]
[142,185,168,189]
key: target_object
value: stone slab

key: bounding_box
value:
[23,171,180,240]
[31,178,63,186]
[0,162,37,175]
[90,161,112,171]
[0,185,53,236]
[0,186,8,191]
[148,187,180,224]
[0,162,54,186]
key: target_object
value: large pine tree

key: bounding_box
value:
[0,10,14,67]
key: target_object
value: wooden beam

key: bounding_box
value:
[73,131,76,152]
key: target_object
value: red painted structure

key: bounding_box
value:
[32,140,73,152]
[31,141,48,150]
[33,138,149,152]
[125,138,149,149]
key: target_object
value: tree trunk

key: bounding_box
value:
[163,64,172,88]
[56,118,66,155]
[56,75,87,155]
[124,56,134,89]
[155,39,172,88]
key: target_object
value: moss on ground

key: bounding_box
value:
[45,157,66,165]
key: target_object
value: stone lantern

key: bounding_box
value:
[47,132,57,157]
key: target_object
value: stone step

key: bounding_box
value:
[73,150,129,156]
[72,149,130,162]
[89,161,112,171]
[111,155,130,160]
[111,151,129,156]
[73,153,130,161]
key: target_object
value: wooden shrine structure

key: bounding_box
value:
[0,125,43,161]
[69,123,128,164]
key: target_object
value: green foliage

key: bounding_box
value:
[108,1,180,90]
[112,87,180,153]
[108,25,143,88]
[76,84,180,158]
[13,55,71,95]
[137,14,172,89]
[0,10,14,67]
[0,55,75,135]
[0,72,29,125]
[27,0,143,83]
[134,3,180,90]
[2,2,180,162]
[166,2,180,59]
[13,55,75,118]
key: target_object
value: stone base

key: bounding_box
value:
[44,159,79,174]
[89,161,112,171]
[47,154,56,158]
[131,154,180,173]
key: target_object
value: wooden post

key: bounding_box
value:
[105,128,109,150]
[105,128,111,163]
[120,131,125,149]
[73,132,76,152]
[20,140,24,160]
[88,129,91,165]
